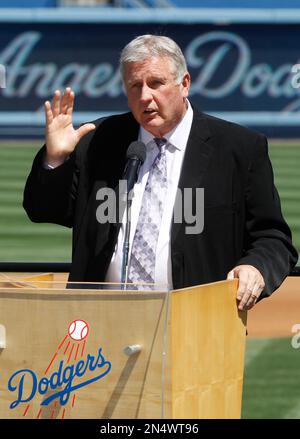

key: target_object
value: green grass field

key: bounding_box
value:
[0,140,299,418]
[242,337,300,418]
[0,141,72,261]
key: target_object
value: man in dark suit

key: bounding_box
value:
[23,35,298,310]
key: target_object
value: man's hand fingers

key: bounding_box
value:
[227,267,253,304]
[44,101,53,126]
[238,286,256,310]
[76,123,96,141]
[228,265,265,311]
[66,89,75,117]
[237,280,248,301]
[227,270,234,280]
[238,278,264,311]
[235,270,249,301]
[60,87,73,115]
[52,89,61,117]
[239,283,262,310]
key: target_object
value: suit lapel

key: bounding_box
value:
[171,109,215,244]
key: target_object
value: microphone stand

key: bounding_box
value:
[121,185,132,289]
[119,142,146,290]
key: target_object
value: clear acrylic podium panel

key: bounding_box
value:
[0,278,170,419]
[0,274,247,419]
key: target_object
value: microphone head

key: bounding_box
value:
[126,141,146,163]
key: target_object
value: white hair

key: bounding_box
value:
[119,34,188,84]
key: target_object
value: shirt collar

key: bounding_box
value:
[139,99,193,151]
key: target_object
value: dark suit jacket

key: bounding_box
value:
[23,108,298,298]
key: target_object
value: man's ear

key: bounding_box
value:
[181,72,191,97]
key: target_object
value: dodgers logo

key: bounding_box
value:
[7,320,112,418]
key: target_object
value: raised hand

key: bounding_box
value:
[44,87,96,167]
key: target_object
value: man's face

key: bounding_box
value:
[124,56,190,137]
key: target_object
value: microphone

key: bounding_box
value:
[121,141,146,288]
[123,141,146,194]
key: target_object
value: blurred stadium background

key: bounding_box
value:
[0,0,300,419]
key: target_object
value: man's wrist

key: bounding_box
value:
[43,154,69,170]
[43,161,55,170]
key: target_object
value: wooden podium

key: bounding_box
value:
[0,276,247,419]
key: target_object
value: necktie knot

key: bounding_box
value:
[154,137,167,151]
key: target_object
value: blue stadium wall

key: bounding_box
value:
[0,8,300,138]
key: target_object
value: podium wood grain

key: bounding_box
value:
[170,280,247,418]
